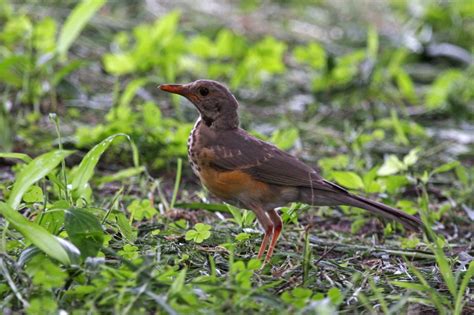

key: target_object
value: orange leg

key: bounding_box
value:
[252,206,273,259]
[265,209,283,262]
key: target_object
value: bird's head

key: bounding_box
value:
[159,79,239,129]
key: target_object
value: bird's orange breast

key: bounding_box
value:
[198,166,270,201]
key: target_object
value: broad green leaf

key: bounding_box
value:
[0,202,77,265]
[0,152,32,163]
[328,287,343,305]
[194,223,211,232]
[70,134,138,199]
[56,0,106,59]
[25,255,68,290]
[332,171,365,190]
[23,185,44,203]
[377,155,406,176]
[383,175,409,194]
[403,148,420,167]
[0,55,29,87]
[37,210,65,235]
[64,208,104,259]
[8,150,73,209]
[102,53,135,75]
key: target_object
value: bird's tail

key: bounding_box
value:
[343,193,422,231]
[302,185,422,231]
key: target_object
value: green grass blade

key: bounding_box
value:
[96,166,145,185]
[454,261,474,315]
[70,133,136,199]
[170,158,182,210]
[56,0,106,59]
[432,238,458,299]
[0,152,32,163]
[0,202,78,265]
[7,150,73,209]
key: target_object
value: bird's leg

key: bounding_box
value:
[265,209,283,262]
[252,206,273,259]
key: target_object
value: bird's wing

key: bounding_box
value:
[208,129,346,193]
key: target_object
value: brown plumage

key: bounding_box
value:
[160,80,421,263]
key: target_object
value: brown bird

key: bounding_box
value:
[159,80,421,262]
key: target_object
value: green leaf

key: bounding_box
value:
[115,211,137,242]
[118,78,149,109]
[383,175,409,194]
[454,261,474,314]
[194,223,211,232]
[70,134,137,200]
[425,70,463,109]
[0,152,32,163]
[185,230,197,241]
[235,232,250,242]
[25,255,67,290]
[64,208,104,259]
[37,207,65,235]
[23,185,44,203]
[127,199,157,221]
[432,238,457,299]
[270,128,299,150]
[431,161,460,175]
[327,287,343,305]
[0,202,77,265]
[403,148,420,167]
[185,223,212,243]
[351,217,367,233]
[455,165,469,186]
[366,25,378,60]
[56,0,106,59]
[293,42,326,70]
[168,269,186,297]
[8,150,73,209]
[332,171,365,190]
[96,166,145,185]
[390,109,409,145]
[396,69,417,103]
[377,155,405,176]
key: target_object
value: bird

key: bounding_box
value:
[159,80,421,263]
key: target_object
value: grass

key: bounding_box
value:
[0,0,473,314]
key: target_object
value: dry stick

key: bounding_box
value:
[313,244,338,266]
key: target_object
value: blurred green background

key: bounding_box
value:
[0,0,473,314]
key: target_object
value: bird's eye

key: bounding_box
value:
[199,87,209,96]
